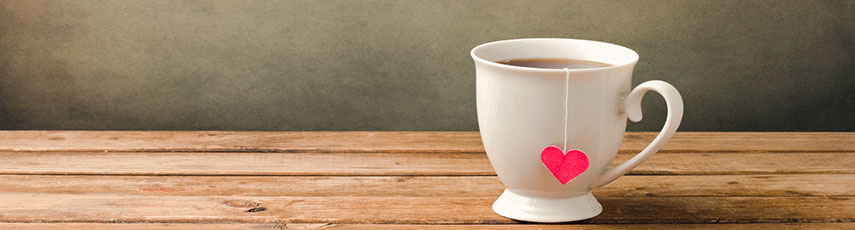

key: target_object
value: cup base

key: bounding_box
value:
[492,189,602,223]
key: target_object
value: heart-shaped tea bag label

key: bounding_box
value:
[540,146,589,185]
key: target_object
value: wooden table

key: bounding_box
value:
[0,131,852,229]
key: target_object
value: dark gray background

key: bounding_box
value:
[1,0,853,131]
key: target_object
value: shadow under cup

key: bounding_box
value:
[471,38,640,222]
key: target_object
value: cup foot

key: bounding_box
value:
[492,189,602,223]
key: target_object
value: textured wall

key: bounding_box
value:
[0,0,853,131]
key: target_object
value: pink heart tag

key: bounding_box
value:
[540,146,589,185]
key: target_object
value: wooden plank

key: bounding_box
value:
[1,223,852,230]
[0,131,484,153]
[0,151,852,176]
[0,151,491,176]
[0,174,852,198]
[623,152,855,175]
[621,132,855,153]
[0,131,852,153]
[0,193,852,224]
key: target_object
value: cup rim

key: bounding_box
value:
[470,38,639,73]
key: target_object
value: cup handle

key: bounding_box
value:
[590,80,684,188]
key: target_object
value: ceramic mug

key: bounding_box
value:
[470,38,683,222]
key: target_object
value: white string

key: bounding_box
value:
[563,68,570,152]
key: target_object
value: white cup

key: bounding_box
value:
[471,38,683,222]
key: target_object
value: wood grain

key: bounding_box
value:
[0,151,852,176]
[0,151,490,176]
[0,175,852,198]
[1,223,852,230]
[0,131,852,227]
[0,131,483,153]
[0,131,852,153]
[0,193,852,224]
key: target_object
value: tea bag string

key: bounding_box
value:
[563,67,570,152]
